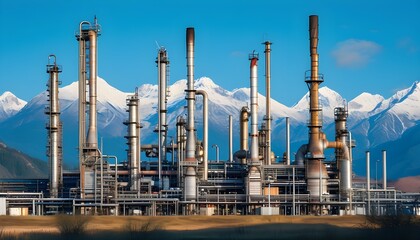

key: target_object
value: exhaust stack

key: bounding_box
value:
[249,52,259,163]
[305,15,329,200]
[184,27,197,202]
[246,51,262,196]
[46,55,63,198]
[125,91,141,192]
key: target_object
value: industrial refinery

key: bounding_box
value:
[0,15,419,217]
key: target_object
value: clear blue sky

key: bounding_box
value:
[1,0,419,106]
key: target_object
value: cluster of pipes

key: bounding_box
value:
[44,15,356,205]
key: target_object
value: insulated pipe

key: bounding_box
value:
[286,117,290,165]
[229,115,233,163]
[249,52,259,163]
[46,55,62,198]
[86,29,98,148]
[185,27,196,201]
[240,107,249,152]
[263,41,272,165]
[125,92,140,191]
[382,150,387,190]
[196,90,208,180]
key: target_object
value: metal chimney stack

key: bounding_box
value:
[249,52,259,164]
[305,15,328,200]
[263,41,272,165]
[76,17,101,198]
[184,27,197,202]
[246,51,262,196]
[125,91,141,192]
[157,47,169,188]
[46,55,63,198]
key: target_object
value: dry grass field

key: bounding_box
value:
[0,215,418,239]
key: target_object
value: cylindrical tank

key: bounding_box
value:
[240,107,249,152]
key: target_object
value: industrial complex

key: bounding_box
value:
[0,15,419,217]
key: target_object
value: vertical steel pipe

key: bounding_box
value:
[229,115,233,163]
[382,150,387,190]
[263,41,272,165]
[286,117,290,165]
[46,55,62,198]
[366,151,370,190]
[366,151,371,214]
[185,27,196,201]
[249,52,259,163]
[196,90,208,180]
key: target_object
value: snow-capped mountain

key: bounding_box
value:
[0,91,27,122]
[0,77,419,179]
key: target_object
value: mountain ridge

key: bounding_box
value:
[0,77,419,179]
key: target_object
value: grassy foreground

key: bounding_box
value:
[0,215,419,239]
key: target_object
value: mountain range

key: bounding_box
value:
[0,77,419,179]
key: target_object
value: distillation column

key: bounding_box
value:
[45,55,63,198]
[334,107,351,200]
[305,15,329,201]
[157,47,169,188]
[184,27,197,205]
[125,91,141,192]
[76,18,101,198]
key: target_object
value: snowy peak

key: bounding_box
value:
[0,91,27,121]
[195,77,218,89]
[96,77,131,110]
[348,92,384,113]
[292,86,345,120]
[387,80,420,120]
